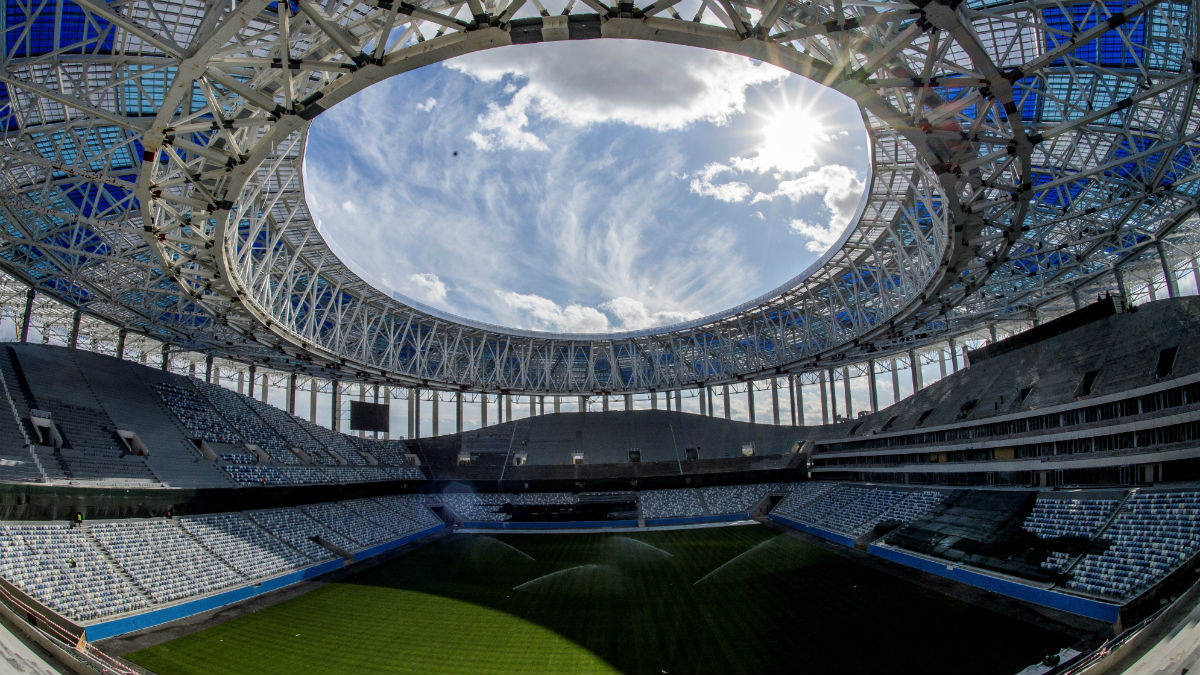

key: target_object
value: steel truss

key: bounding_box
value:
[0,0,1197,394]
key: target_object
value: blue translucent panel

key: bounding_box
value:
[1105,134,1161,183]
[30,125,133,172]
[1041,73,1138,126]
[1032,170,1089,208]
[61,181,135,219]
[1160,145,1197,188]
[1146,1,1189,71]
[121,65,207,116]
[3,0,114,58]
[1007,77,1043,125]
[1043,1,1145,67]
[47,278,90,302]
[932,85,976,124]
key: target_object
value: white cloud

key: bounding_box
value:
[687,162,751,203]
[416,97,437,112]
[404,273,448,303]
[448,40,786,151]
[752,165,866,252]
[600,297,703,331]
[340,200,357,213]
[467,89,548,151]
[497,291,610,332]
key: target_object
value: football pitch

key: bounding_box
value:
[125,524,1070,675]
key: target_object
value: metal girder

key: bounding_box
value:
[0,0,1196,393]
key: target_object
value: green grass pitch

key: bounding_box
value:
[125,525,1069,675]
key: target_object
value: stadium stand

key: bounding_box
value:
[0,496,445,624]
[640,489,706,519]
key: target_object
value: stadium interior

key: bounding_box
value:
[0,0,1199,672]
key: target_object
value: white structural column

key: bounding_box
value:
[1159,242,1179,298]
[505,394,512,421]
[747,385,756,423]
[948,338,959,372]
[723,385,731,420]
[286,373,296,415]
[577,395,586,413]
[890,358,900,404]
[358,384,366,438]
[675,391,681,411]
[909,349,922,392]
[382,386,391,440]
[938,348,948,379]
[867,359,878,413]
[794,376,805,426]
[788,376,797,426]
[602,394,609,412]
[554,396,561,413]
[819,370,830,424]
[259,368,268,400]
[841,367,852,420]
[771,377,780,425]
[651,393,658,410]
[309,379,318,423]
[698,387,706,416]
[431,392,439,437]
[68,309,81,349]
[18,289,34,343]
[407,388,416,439]
[481,394,488,427]
[331,380,341,432]
[623,393,632,410]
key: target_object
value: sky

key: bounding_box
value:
[303,39,870,334]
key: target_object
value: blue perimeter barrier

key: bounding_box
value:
[463,513,749,530]
[767,514,1119,623]
[85,523,445,641]
[463,519,639,529]
[767,514,857,548]
[867,544,1121,623]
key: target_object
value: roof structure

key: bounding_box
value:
[0,0,1197,394]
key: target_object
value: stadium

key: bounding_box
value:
[0,0,1198,672]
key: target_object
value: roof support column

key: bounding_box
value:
[286,373,296,415]
[771,377,780,425]
[938,348,947,380]
[554,395,561,414]
[674,390,681,411]
[697,388,705,416]
[747,384,755,423]
[68,309,81,349]
[116,328,126,360]
[819,370,829,424]
[414,389,422,439]
[239,367,247,395]
[431,392,439,437]
[205,355,214,383]
[707,387,714,417]
[577,395,586,414]
[161,343,170,371]
[989,324,998,343]
[310,379,319,424]
[623,393,632,410]
[407,388,416,438]
[456,393,464,433]
[1190,257,1200,295]
[354,384,364,438]
[497,393,504,423]
[909,349,922,392]
[602,394,609,412]
[890,358,900,405]
[867,359,878,413]
[722,385,730,420]
[948,338,959,373]
[1158,241,1179,298]
[18,288,34,343]
[841,367,851,420]
[1115,267,1130,308]
[382,387,390,440]
[539,395,545,416]
[480,394,488,427]
[789,375,798,426]
[260,369,269,401]
[505,393,512,421]
[331,380,341,432]
[651,392,658,410]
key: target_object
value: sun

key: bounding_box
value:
[754,102,829,174]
